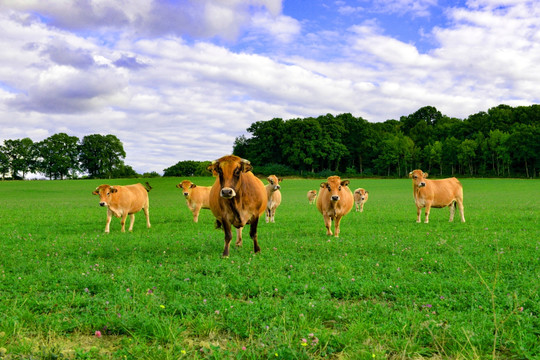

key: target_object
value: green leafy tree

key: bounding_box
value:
[163,160,211,177]
[458,139,478,175]
[79,134,126,178]
[282,118,322,173]
[0,145,9,179]
[507,124,540,178]
[2,138,36,179]
[36,133,80,180]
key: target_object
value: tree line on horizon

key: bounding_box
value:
[2,104,539,180]
[229,104,540,178]
[0,134,151,180]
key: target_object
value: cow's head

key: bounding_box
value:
[267,175,282,191]
[409,169,428,188]
[177,180,196,197]
[207,155,252,199]
[92,184,117,207]
[321,176,350,202]
[354,188,367,201]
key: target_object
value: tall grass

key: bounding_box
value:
[0,177,538,359]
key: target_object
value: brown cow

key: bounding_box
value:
[207,155,267,257]
[307,190,317,204]
[409,169,465,223]
[316,175,354,237]
[176,180,211,223]
[265,175,282,223]
[353,188,369,212]
[92,182,151,233]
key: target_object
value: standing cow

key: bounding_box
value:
[265,175,282,223]
[92,182,152,233]
[176,180,211,223]
[409,169,465,223]
[353,188,369,212]
[316,175,354,237]
[207,155,267,257]
[307,190,317,204]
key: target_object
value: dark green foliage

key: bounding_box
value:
[233,104,540,177]
[163,160,212,177]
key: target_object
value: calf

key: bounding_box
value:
[353,188,369,212]
[92,182,151,233]
[176,180,211,222]
[265,175,282,223]
[307,190,317,204]
[207,155,267,257]
[316,176,353,237]
[409,169,465,223]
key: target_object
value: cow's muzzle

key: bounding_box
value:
[183,192,189,196]
[419,182,426,188]
[331,195,340,201]
[274,185,281,190]
[220,187,236,199]
[99,202,107,207]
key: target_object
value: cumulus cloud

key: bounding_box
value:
[0,0,539,174]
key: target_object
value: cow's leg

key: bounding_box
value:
[105,210,113,233]
[235,227,243,247]
[323,214,333,236]
[360,202,364,212]
[193,205,201,223]
[143,206,151,228]
[120,213,129,232]
[355,203,359,212]
[449,201,456,222]
[128,214,135,231]
[424,203,431,223]
[265,208,270,223]
[222,220,233,257]
[457,199,465,222]
[334,215,342,237]
[416,206,422,223]
[270,208,276,223]
[249,217,261,254]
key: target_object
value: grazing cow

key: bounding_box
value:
[207,155,267,257]
[307,190,317,204]
[316,175,354,237]
[92,182,152,233]
[265,175,282,223]
[176,180,211,223]
[409,169,465,223]
[353,188,369,212]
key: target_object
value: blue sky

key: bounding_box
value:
[0,0,538,175]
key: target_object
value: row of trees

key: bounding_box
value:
[233,104,540,178]
[0,134,133,179]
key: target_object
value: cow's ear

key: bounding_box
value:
[207,161,218,176]
[92,188,99,195]
[241,159,252,172]
[190,184,196,188]
[279,178,283,182]
[320,182,327,188]
[110,187,118,193]
[176,183,181,188]
[424,172,429,178]
[341,180,350,187]
[408,171,413,178]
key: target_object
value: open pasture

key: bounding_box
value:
[0,177,538,359]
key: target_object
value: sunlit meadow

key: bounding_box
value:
[0,177,538,359]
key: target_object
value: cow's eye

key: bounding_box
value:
[413,176,417,179]
[327,186,331,191]
[234,167,241,176]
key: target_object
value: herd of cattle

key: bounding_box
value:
[93,154,465,257]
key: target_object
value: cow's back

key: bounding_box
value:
[424,177,463,206]
[115,184,149,213]
[193,186,212,209]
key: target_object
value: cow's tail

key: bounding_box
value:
[144,182,152,192]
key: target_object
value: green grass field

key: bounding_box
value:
[0,177,538,359]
